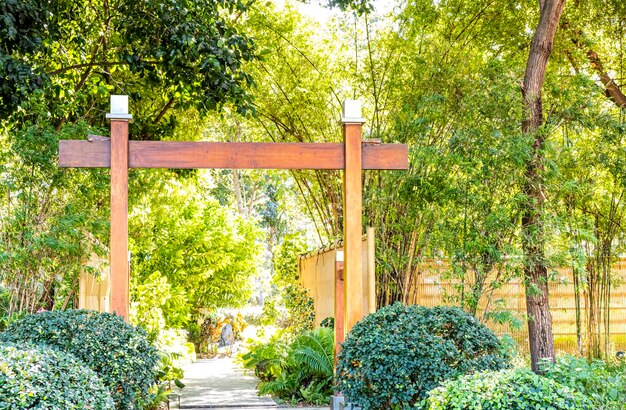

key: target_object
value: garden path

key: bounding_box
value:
[174,357,278,409]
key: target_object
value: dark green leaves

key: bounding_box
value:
[427,369,594,409]
[0,343,115,409]
[114,0,257,120]
[0,0,258,131]
[336,303,511,409]
[1,310,159,410]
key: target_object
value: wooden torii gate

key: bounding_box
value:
[58,95,408,335]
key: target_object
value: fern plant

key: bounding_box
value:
[291,327,334,377]
[255,327,335,405]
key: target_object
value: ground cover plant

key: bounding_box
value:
[336,303,510,409]
[426,368,593,409]
[0,342,114,409]
[1,310,159,410]
[241,332,289,382]
[540,355,626,408]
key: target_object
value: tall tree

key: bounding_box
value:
[520,0,566,372]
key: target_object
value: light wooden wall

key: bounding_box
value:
[298,236,374,327]
[78,254,110,313]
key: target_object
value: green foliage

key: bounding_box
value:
[151,328,195,391]
[245,0,531,314]
[130,270,173,342]
[141,348,188,410]
[426,369,593,410]
[0,0,49,117]
[260,297,279,325]
[115,0,257,116]
[1,0,257,128]
[272,233,308,288]
[290,327,334,377]
[0,342,114,409]
[540,355,626,408]
[130,173,261,330]
[0,0,262,326]
[0,310,159,410]
[243,327,334,405]
[131,274,194,408]
[281,284,315,335]
[0,286,21,331]
[336,304,510,409]
[320,316,334,328]
[243,2,626,364]
[241,332,289,382]
[154,351,185,389]
[0,122,109,316]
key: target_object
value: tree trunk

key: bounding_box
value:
[573,265,583,355]
[521,0,565,373]
[586,257,600,359]
[586,49,626,109]
[563,21,626,109]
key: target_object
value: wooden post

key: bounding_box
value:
[342,100,365,333]
[107,95,132,320]
[367,226,376,314]
[334,250,345,373]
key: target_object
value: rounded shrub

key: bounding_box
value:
[336,303,510,409]
[0,343,114,409]
[426,369,594,409]
[1,309,159,409]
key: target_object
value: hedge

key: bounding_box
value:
[0,342,114,409]
[1,310,159,409]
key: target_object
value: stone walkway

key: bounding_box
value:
[173,357,278,409]
[171,356,329,410]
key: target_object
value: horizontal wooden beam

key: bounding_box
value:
[59,141,408,170]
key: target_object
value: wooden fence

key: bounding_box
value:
[298,234,375,327]
[412,258,626,354]
[300,240,626,354]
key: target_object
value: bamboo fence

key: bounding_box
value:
[300,242,626,354]
[412,258,626,354]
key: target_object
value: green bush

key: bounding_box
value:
[259,327,335,405]
[0,286,22,332]
[260,296,280,326]
[1,309,159,410]
[336,304,510,409]
[426,369,593,409]
[320,316,334,328]
[541,355,626,408]
[0,343,114,409]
